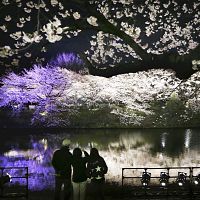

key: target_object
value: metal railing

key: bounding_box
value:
[122,167,200,199]
[0,167,28,199]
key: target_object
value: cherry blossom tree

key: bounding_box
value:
[0,65,72,126]
[0,0,199,79]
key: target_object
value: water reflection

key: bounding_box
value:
[161,132,167,149]
[184,129,192,149]
[0,128,200,190]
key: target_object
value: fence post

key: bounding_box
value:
[26,167,29,200]
[0,167,3,197]
[189,167,194,199]
[121,168,124,199]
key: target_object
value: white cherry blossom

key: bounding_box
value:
[73,12,81,20]
[5,15,11,21]
[87,16,98,26]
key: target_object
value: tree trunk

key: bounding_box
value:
[86,53,195,79]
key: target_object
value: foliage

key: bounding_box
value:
[0,65,72,126]
[69,104,121,128]
[147,92,200,128]
[49,52,87,74]
[161,93,187,127]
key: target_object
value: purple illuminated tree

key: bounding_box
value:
[49,52,86,74]
[0,65,72,126]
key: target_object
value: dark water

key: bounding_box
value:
[0,128,200,191]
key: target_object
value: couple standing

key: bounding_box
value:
[52,139,108,200]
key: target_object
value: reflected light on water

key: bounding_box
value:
[185,129,192,149]
[0,129,200,190]
[4,150,38,158]
[161,132,167,148]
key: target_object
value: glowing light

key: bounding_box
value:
[178,182,183,186]
[159,172,169,186]
[141,172,151,186]
[161,182,166,186]
[28,104,36,110]
[13,104,20,109]
[185,129,192,149]
[161,132,167,148]
[40,111,48,116]
[193,174,200,185]
[176,172,187,186]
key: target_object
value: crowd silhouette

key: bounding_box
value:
[52,139,108,200]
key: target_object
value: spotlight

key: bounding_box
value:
[194,174,200,185]
[0,173,12,187]
[159,172,169,187]
[141,172,151,186]
[176,172,187,186]
[28,104,36,110]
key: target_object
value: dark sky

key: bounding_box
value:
[46,31,94,61]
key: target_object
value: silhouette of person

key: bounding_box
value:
[87,148,108,200]
[71,148,89,200]
[52,139,72,200]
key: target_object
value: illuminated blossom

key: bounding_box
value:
[22,32,42,43]
[5,15,11,21]
[51,0,58,6]
[0,65,72,126]
[0,25,7,32]
[0,0,199,83]
[87,16,98,26]
[42,16,63,43]
[73,12,81,20]
[0,46,14,58]
[192,60,200,70]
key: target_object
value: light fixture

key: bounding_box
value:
[13,103,20,109]
[176,172,187,186]
[28,104,36,110]
[159,172,169,186]
[0,173,12,187]
[193,174,200,185]
[141,172,151,186]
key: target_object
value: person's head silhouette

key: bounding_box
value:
[73,147,82,157]
[90,148,99,158]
